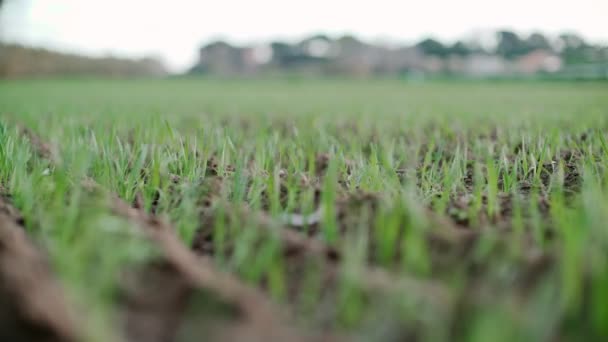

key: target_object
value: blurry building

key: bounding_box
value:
[515,49,563,74]
[463,54,510,77]
[188,31,605,79]
[196,41,247,75]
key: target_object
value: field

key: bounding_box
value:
[1,79,608,341]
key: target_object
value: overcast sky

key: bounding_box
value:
[1,0,607,72]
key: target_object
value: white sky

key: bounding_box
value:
[1,0,607,72]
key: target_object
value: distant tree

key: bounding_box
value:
[448,41,471,56]
[495,30,530,59]
[337,35,362,45]
[302,34,331,43]
[416,38,448,57]
[526,33,552,51]
[497,31,555,58]
[558,33,587,49]
[270,41,294,66]
[557,33,596,64]
[202,40,234,50]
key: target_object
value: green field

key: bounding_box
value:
[1,79,608,341]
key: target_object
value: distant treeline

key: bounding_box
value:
[0,44,166,78]
[190,30,608,79]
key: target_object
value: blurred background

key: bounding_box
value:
[0,0,607,80]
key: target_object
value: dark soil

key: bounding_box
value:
[120,261,194,342]
[191,198,452,322]
[106,184,306,342]
[17,125,302,342]
[0,197,80,342]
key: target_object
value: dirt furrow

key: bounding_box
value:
[195,203,453,308]
[16,125,313,341]
[0,195,81,342]
[109,190,281,319]
[19,124,455,338]
[104,188,307,341]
